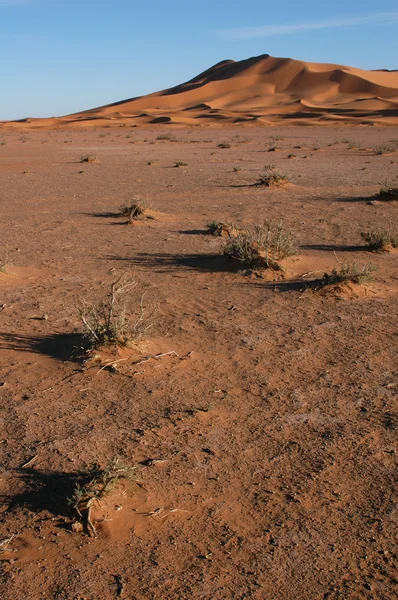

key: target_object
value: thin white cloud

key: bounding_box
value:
[218,12,398,40]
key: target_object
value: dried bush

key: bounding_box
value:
[376,178,398,201]
[79,274,156,350]
[361,229,398,252]
[118,197,149,222]
[373,143,398,155]
[156,133,179,142]
[69,457,135,537]
[0,247,9,273]
[223,220,296,270]
[255,168,289,187]
[207,221,231,236]
[323,262,377,286]
[79,154,97,163]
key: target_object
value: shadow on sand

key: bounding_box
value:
[1,468,80,518]
[0,332,83,362]
[301,244,366,252]
[106,252,241,273]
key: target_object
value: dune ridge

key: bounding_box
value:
[2,54,398,127]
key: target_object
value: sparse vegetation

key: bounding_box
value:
[80,154,97,163]
[118,197,149,222]
[255,167,289,187]
[373,142,398,155]
[376,178,398,201]
[218,142,231,149]
[156,133,178,142]
[0,247,9,273]
[322,262,377,286]
[233,166,241,172]
[347,141,362,150]
[69,457,135,537]
[174,161,188,167]
[361,229,398,252]
[223,220,296,270]
[207,221,231,236]
[79,274,156,350]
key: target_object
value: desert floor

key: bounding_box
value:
[0,125,397,599]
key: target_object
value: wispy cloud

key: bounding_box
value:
[218,12,398,40]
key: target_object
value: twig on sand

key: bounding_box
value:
[0,534,17,554]
[86,502,98,538]
[132,351,179,367]
[301,270,323,278]
[21,455,38,469]
[96,357,129,375]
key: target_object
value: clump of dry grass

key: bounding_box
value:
[174,161,188,167]
[207,221,230,236]
[375,178,398,201]
[118,197,149,222]
[79,154,97,163]
[218,142,231,149]
[373,142,398,155]
[69,457,135,537]
[223,220,296,270]
[207,221,242,238]
[361,229,398,252]
[322,262,377,286]
[0,247,10,273]
[255,168,289,187]
[156,133,179,142]
[79,274,156,350]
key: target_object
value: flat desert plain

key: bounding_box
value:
[0,124,397,599]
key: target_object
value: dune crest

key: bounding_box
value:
[2,54,398,127]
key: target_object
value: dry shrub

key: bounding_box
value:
[206,221,230,236]
[223,220,296,270]
[118,197,149,222]
[156,133,179,142]
[69,457,135,537]
[79,154,97,163]
[255,168,289,187]
[0,247,9,273]
[323,262,377,286]
[361,229,398,252]
[376,178,398,201]
[79,274,156,350]
[373,143,398,155]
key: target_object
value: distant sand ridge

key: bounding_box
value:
[2,54,398,127]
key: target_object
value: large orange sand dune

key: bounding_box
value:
[2,54,398,127]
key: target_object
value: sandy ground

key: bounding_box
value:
[0,125,397,599]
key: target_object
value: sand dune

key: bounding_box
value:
[2,54,398,127]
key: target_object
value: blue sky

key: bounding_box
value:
[1,0,397,120]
